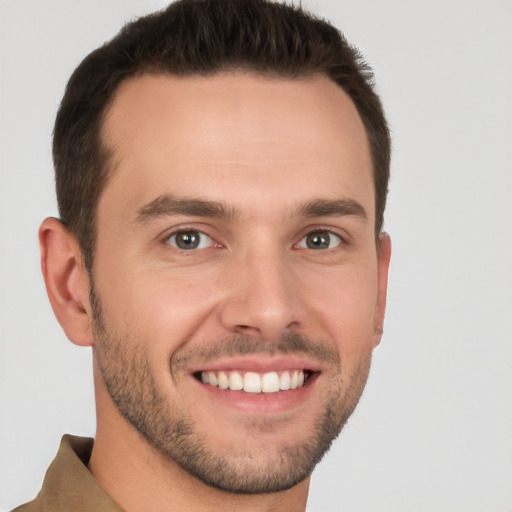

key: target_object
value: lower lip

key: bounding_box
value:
[190,373,319,414]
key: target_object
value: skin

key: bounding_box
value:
[40,72,391,512]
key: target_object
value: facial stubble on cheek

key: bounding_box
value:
[89,282,373,494]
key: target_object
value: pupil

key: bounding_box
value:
[177,232,199,249]
[307,232,329,250]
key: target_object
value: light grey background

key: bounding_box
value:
[1,1,511,511]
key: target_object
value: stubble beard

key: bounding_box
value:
[90,284,372,494]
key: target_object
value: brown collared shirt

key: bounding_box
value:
[12,435,123,512]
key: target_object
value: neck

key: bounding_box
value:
[89,381,310,512]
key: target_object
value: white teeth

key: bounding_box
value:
[261,372,280,393]
[200,369,306,393]
[290,370,299,389]
[243,372,262,393]
[279,371,291,390]
[229,371,243,391]
[218,371,229,389]
[208,372,218,387]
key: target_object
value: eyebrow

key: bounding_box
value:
[135,194,238,223]
[296,198,368,221]
[134,194,367,223]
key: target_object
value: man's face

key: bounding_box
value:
[91,72,389,493]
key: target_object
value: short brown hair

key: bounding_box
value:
[54,0,390,270]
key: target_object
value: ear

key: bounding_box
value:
[39,217,94,347]
[373,232,391,347]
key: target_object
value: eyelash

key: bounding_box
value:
[163,228,217,251]
[161,226,348,252]
[296,229,344,251]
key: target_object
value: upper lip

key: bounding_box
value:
[186,356,322,375]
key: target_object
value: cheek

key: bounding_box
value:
[302,262,378,353]
[95,261,223,352]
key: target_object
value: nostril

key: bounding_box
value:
[235,325,260,334]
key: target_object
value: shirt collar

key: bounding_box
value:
[29,434,123,512]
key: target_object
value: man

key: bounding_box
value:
[14,0,391,510]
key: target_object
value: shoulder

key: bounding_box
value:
[8,435,96,512]
[10,504,41,512]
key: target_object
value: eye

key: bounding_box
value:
[165,230,213,250]
[298,230,342,250]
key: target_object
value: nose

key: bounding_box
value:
[219,244,303,341]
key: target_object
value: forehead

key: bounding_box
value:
[99,72,374,221]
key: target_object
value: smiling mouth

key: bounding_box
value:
[194,369,314,394]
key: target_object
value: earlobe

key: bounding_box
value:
[39,217,94,347]
[373,232,392,347]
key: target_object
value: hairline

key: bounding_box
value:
[85,67,381,269]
